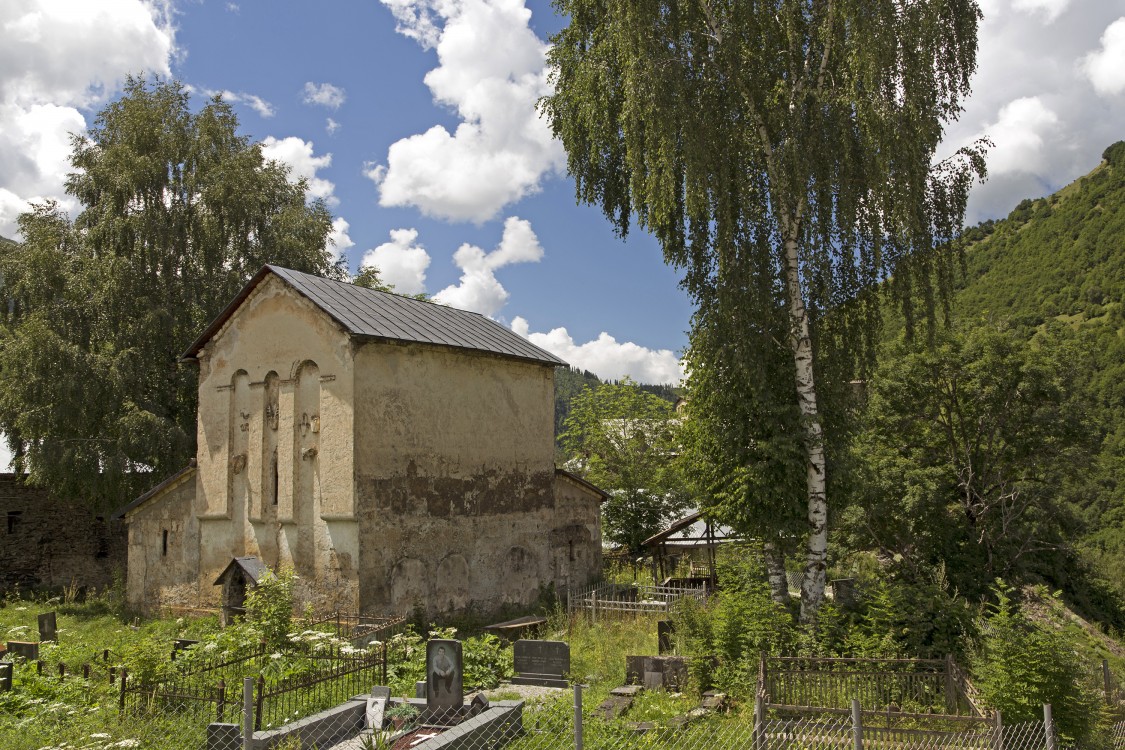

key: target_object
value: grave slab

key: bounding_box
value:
[511,640,569,688]
[38,612,57,643]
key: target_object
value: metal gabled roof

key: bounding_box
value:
[182,265,566,367]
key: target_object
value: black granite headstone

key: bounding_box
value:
[0,662,12,692]
[38,612,57,643]
[205,723,240,750]
[512,639,569,688]
[625,655,689,691]
[7,642,39,661]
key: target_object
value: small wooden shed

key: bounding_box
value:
[641,510,737,587]
[213,556,271,626]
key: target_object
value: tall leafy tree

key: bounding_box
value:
[543,0,987,621]
[560,379,689,552]
[0,78,342,510]
[844,326,1091,596]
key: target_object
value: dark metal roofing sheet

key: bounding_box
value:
[184,265,566,367]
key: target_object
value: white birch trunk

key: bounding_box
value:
[780,229,828,625]
[763,540,791,606]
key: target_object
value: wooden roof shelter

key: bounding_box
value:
[641,511,738,586]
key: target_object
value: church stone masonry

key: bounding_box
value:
[118,266,604,616]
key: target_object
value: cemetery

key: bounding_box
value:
[6,552,1125,750]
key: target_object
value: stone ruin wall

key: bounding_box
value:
[0,474,127,595]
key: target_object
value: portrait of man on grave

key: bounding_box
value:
[427,640,463,707]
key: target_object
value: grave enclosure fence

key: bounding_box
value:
[566,581,709,618]
[758,654,984,717]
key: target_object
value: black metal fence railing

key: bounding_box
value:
[253,648,386,730]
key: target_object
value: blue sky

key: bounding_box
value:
[2,0,1124,386]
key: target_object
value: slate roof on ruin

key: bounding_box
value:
[182,265,566,367]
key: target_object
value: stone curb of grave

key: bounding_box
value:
[622,690,728,734]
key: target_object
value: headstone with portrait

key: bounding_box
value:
[426,638,463,720]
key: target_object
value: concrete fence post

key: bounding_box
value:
[574,682,583,750]
[851,699,863,750]
[242,677,254,750]
[1043,704,1057,750]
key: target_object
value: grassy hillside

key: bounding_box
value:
[954,141,1125,328]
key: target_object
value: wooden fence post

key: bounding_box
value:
[944,654,956,713]
[1043,704,1057,750]
[118,667,128,713]
[754,693,765,750]
[992,710,1003,750]
[254,674,265,731]
[851,699,863,750]
[217,679,226,722]
[1104,659,1113,705]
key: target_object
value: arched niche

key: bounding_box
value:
[228,370,251,515]
[435,554,471,612]
[293,361,321,517]
[261,371,280,516]
[390,557,429,614]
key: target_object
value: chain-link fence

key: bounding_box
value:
[6,673,1125,749]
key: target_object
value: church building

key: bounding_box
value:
[116,266,604,615]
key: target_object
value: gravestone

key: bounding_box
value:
[626,655,689,691]
[415,681,428,699]
[38,612,57,643]
[205,723,240,750]
[657,621,674,655]
[6,642,39,661]
[512,640,569,688]
[0,662,12,692]
[367,685,390,729]
[426,639,463,719]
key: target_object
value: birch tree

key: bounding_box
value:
[543,0,987,622]
[0,78,341,509]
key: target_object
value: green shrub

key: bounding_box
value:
[972,584,1103,744]
[672,547,797,695]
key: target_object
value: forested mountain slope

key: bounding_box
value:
[881,141,1125,604]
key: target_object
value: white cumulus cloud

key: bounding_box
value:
[328,217,354,262]
[371,0,564,222]
[0,0,175,237]
[512,317,684,385]
[326,117,340,135]
[360,228,432,295]
[977,97,1061,177]
[937,3,1125,222]
[213,89,274,118]
[1084,17,1125,96]
[303,82,346,110]
[1012,0,1071,23]
[260,136,336,204]
[433,217,544,316]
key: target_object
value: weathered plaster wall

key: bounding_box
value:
[0,475,126,593]
[353,342,596,615]
[125,470,199,611]
[193,276,359,613]
[552,474,604,591]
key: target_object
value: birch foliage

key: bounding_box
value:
[543,0,987,622]
[0,78,341,509]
